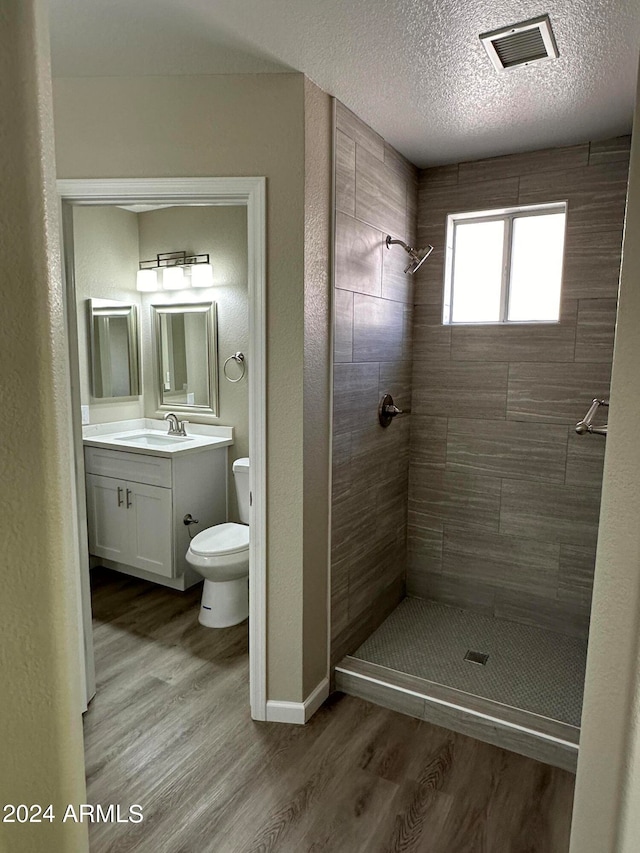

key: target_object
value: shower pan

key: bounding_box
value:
[336,599,585,772]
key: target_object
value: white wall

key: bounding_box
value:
[0,1,88,850]
[570,66,640,852]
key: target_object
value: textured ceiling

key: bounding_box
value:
[49,0,640,167]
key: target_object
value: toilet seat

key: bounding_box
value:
[189,522,249,557]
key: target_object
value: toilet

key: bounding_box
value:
[186,457,250,628]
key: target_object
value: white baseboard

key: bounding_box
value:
[265,676,330,725]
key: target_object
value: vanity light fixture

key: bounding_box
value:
[136,251,213,292]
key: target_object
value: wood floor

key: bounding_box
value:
[85,568,576,853]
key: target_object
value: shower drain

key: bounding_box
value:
[464,650,489,666]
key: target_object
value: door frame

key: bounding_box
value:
[57,177,268,721]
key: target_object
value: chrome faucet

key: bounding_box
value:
[164,412,187,437]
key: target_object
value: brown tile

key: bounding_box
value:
[458,144,589,185]
[565,429,607,487]
[450,322,576,363]
[332,432,351,502]
[407,571,497,614]
[331,557,349,640]
[420,164,459,187]
[494,587,590,639]
[382,237,414,303]
[334,288,353,363]
[409,415,448,469]
[335,129,356,216]
[506,362,612,425]
[348,539,405,623]
[574,298,617,362]
[412,249,446,306]
[409,469,502,532]
[350,418,410,487]
[589,136,632,166]
[353,294,406,362]
[376,473,409,544]
[499,480,601,548]
[407,178,418,244]
[558,544,597,606]
[562,225,624,300]
[332,484,378,565]
[446,418,568,483]
[356,147,407,238]
[442,526,560,595]
[413,360,508,418]
[333,362,380,435]
[335,100,384,160]
[383,141,417,182]
[407,510,444,576]
[335,212,383,296]
[413,303,451,361]
[518,161,629,231]
[379,360,413,411]
[417,176,520,233]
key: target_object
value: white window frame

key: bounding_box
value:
[443,201,567,325]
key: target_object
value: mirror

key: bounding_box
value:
[89,298,140,398]
[152,302,218,416]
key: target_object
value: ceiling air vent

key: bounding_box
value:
[480,15,559,71]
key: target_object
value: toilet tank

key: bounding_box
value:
[232,457,250,524]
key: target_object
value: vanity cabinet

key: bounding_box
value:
[86,474,173,576]
[84,443,228,589]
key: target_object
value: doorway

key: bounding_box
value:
[57,177,267,721]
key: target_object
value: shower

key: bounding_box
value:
[385,235,434,274]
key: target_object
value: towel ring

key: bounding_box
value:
[223,352,246,383]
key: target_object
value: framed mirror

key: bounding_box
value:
[152,302,218,416]
[88,298,140,398]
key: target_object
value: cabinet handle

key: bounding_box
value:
[117,486,124,507]
[126,488,132,509]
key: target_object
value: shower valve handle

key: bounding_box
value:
[379,393,411,428]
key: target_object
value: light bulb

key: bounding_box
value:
[136,268,158,292]
[190,263,214,288]
[162,266,187,290]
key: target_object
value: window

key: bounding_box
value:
[443,203,566,324]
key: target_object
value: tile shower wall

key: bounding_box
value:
[331,101,418,662]
[408,136,631,639]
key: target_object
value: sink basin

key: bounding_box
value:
[111,431,194,447]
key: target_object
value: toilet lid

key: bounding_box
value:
[190,522,249,557]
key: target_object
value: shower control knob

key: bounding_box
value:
[378,393,411,428]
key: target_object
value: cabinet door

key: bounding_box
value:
[126,482,173,577]
[86,474,128,562]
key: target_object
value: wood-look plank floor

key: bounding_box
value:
[85,568,575,853]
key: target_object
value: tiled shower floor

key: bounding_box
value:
[353,597,588,727]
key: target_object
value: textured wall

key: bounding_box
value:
[331,101,418,663]
[53,73,326,703]
[302,79,332,696]
[409,137,631,639]
[137,206,249,521]
[569,77,640,853]
[73,205,143,423]
[0,1,88,850]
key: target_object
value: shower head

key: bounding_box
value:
[385,235,434,275]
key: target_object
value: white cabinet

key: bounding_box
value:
[84,444,228,589]
[86,474,173,576]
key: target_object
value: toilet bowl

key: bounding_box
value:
[186,457,250,628]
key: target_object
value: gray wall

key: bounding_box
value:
[408,137,631,639]
[331,101,417,662]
